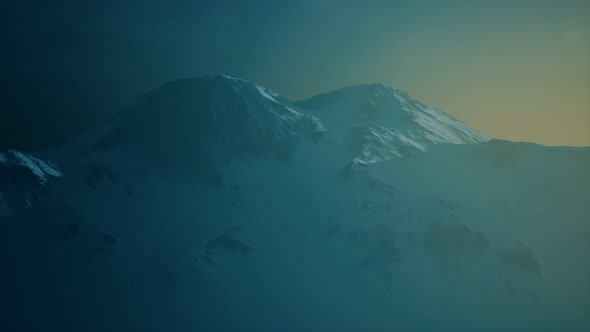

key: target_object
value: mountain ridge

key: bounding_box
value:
[1,75,588,332]
[68,75,492,167]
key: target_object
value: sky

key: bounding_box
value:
[1,0,589,149]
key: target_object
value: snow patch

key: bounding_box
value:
[0,150,63,184]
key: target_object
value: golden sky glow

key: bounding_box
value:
[259,1,590,146]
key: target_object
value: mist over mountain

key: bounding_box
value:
[1,75,589,332]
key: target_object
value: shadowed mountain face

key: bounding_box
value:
[1,75,589,332]
[94,76,325,163]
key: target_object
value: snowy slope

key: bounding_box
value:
[295,83,490,164]
[0,150,62,217]
[1,75,588,332]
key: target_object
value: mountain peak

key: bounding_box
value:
[295,82,399,109]
[148,74,270,99]
[69,75,488,169]
[88,75,325,167]
[294,81,490,162]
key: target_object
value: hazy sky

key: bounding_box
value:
[1,0,589,149]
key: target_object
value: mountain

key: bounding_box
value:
[0,150,63,217]
[1,75,589,332]
[295,83,490,163]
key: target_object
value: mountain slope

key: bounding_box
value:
[68,75,323,176]
[1,75,588,332]
[0,150,62,217]
[295,83,490,163]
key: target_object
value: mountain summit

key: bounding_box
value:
[295,82,490,163]
[87,75,325,164]
[73,75,489,167]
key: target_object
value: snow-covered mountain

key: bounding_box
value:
[1,75,589,332]
[295,82,490,163]
[91,76,325,161]
[0,150,62,217]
